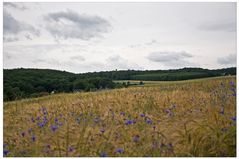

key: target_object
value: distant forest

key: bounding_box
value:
[4,67,236,101]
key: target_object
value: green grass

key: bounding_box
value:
[4,76,236,157]
[114,75,236,86]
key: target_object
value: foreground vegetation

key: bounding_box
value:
[3,76,236,157]
[4,67,236,101]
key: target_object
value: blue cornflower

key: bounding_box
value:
[100,152,107,157]
[3,143,7,148]
[43,116,48,121]
[100,128,105,134]
[21,132,25,137]
[31,135,36,142]
[230,81,235,86]
[125,120,133,125]
[51,125,58,132]
[165,109,171,114]
[120,112,125,116]
[116,148,124,153]
[221,128,228,133]
[140,113,145,117]
[132,135,140,142]
[43,144,51,154]
[54,118,58,123]
[38,122,45,128]
[68,146,75,152]
[231,116,236,121]
[146,118,153,125]
[31,117,35,123]
[3,150,9,156]
[42,107,48,115]
[46,144,51,149]
[167,143,173,149]
[219,107,224,115]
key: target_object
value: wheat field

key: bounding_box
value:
[3,76,236,157]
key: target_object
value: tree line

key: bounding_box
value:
[4,67,236,101]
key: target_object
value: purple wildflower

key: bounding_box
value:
[31,135,36,142]
[120,112,125,116]
[68,146,75,152]
[221,128,228,133]
[100,152,107,157]
[146,118,153,125]
[31,117,35,123]
[231,116,236,121]
[230,81,235,86]
[219,107,224,115]
[133,135,140,142]
[21,132,25,137]
[116,148,124,153]
[167,143,173,149]
[51,125,58,132]
[100,128,105,134]
[46,144,51,149]
[165,109,171,114]
[38,122,45,128]
[3,144,7,148]
[42,107,48,115]
[125,120,134,125]
[3,150,9,156]
[140,113,145,117]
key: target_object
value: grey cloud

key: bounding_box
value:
[147,51,197,67]
[3,36,19,42]
[106,55,143,70]
[4,2,27,10]
[198,20,236,32]
[147,51,193,62]
[44,10,111,40]
[217,54,236,65]
[3,10,40,41]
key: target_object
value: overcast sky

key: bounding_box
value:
[3,2,237,73]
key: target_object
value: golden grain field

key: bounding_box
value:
[3,76,236,157]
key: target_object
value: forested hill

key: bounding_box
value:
[4,67,236,101]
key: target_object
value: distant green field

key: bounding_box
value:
[131,72,208,80]
[114,75,236,86]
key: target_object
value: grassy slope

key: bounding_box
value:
[4,76,236,157]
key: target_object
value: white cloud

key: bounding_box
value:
[217,54,236,65]
[44,10,111,40]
